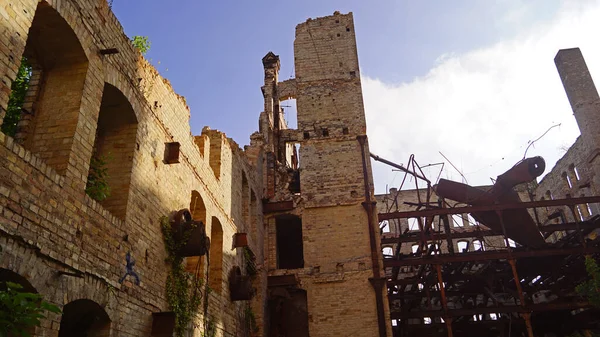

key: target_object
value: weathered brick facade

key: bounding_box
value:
[0,0,265,335]
[259,12,391,337]
[0,2,390,336]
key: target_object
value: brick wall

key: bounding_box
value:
[0,0,265,336]
[261,12,392,337]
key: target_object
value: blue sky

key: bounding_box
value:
[112,1,559,137]
[113,1,600,193]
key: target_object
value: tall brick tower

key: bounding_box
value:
[555,48,600,196]
[259,12,391,337]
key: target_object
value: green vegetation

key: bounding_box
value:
[0,282,61,337]
[85,154,111,202]
[245,304,259,334]
[131,36,151,55]
[202,316,216,337]
[160,216,204,337]
[2,57,32,137]
[576,255,600,307]
[244,247,257,277]
[568,256,600,337]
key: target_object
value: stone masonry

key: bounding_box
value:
[0,2,393,337]
[0,0,266,336]
[258,12,392,337]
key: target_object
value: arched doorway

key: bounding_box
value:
[58,299,111,337]
[0,268,39,336]
[0,268,36,293]
[86,83,138,219]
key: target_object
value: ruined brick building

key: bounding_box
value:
[0,1,390,336]
[2,0,600,337]
[377,47,600,337]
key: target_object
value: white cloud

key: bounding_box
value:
[364,0,600,194]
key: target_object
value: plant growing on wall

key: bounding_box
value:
[161,216,204,337]
[0,282,61,337]
[131,36,151,55]
[85,153,111,201]
[245,304,259,334]
[202,316,216,337]
[244,247,257,277]
[576,255,600,307]
[567,256,600,337]
[2,57,32,137]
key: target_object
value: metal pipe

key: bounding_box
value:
[370,152,430,183]
[358,135,388,337]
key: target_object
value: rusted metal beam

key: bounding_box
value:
[370,152,429,182]
[381,218,600,244]
[358,136,388,337]
[379,196,600,221]
[383,246,600,267]
[390,301,591,319]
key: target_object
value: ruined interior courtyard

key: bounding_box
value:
[1,1,600,337]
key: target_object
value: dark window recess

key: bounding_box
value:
[276,215,304,269]
[164,142,181,164]
[346,27,350,32]
[303,131,310,139]
[322,128,329,137]
[288,169,300,194]
[337,33,340,37]
[342,127,349,135]
[349,71,356,77]
[268,289,309,337]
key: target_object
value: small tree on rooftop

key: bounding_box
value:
[131,36,151,55]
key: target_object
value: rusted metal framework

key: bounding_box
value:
[377,154,600,337]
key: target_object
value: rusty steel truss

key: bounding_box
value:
[376,154,600,337]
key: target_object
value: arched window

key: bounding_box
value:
[382,246,393,257]
[381,220,390,233]
[0,269,39,335]
[59,299,110,337]
[408,218,420,231]
[3,2,88,176]
[209,217,223,293]
[457,240,469,253]
[0,268,37,293]
[185,191,207,276]
[250,191,257,244]
[242,173,249,229]
[452,214,464,227]
[473,240,484,251]
[86,83,138,219]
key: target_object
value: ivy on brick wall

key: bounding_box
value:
[85,154,111,202]
[2,57,32,137]
[160,216,204,337]
[568,256,600,337]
